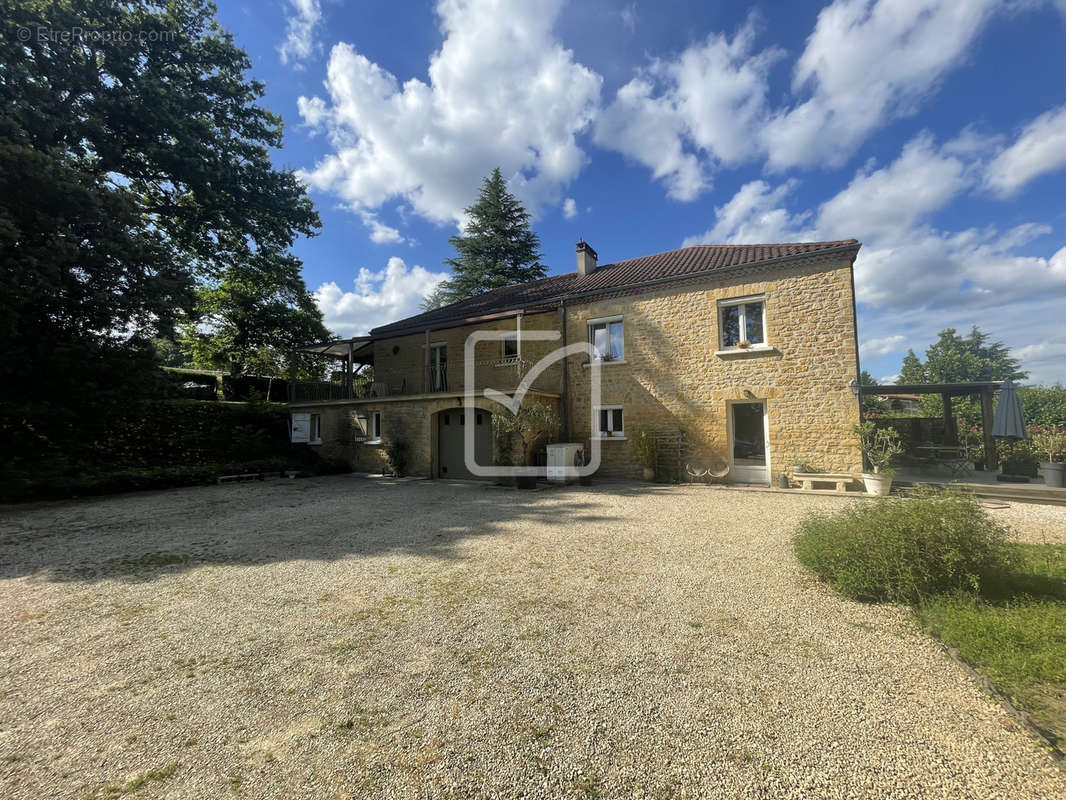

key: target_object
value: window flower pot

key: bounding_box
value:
[1040,462,1066,488]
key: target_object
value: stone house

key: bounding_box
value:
[288,239,864,484]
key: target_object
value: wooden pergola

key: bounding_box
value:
[858,381,1004,468]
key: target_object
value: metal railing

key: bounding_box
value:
[289,358,542,403]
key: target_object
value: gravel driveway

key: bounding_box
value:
[1,477,1064,799]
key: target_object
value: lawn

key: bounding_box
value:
[918,542,1066,746]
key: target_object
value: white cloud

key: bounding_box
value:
[761,0,1002,170]
[279,0,322,66]
[297,0,601,234]
[314,257,449,336]
[686,131,1066,319]
[859,334,905,358]
[984,105,1066,196]
[594,14,783,200]
[358,211,405,244]
[682,179,812,245]
[816,133,970,241]
[562,197,577,219]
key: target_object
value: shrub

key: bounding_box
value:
[793,489,1017,604]
[384,437,410,477]
[630,425,657,470]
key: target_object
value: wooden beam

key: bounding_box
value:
[981,388,996,471]
[941,392,957,444]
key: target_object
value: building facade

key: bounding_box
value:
[289,240,864,484]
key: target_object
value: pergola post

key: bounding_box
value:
[424,328,431,392]
[941,392,957,445]
[346,341,353,400]
[981,388,996,470]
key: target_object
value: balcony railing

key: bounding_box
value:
[289,358,543,403]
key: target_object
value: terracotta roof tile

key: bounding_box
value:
[370,240,859,337]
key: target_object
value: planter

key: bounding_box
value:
[1040,462,1066,488]
[862,472,893,496]
[641,466,655,481]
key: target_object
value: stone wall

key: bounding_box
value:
[289,394,560,478]
[371,311,562,396]
[562,254,862,480]
[291,252,862,482]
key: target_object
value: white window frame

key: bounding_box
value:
[367,411,382,444]
[587,314,624,362]
[718,296,767,349]
[501,332,519,361]
[309,413,322,444]
[593,404,625,439]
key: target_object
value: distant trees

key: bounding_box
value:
[431,168,545,307]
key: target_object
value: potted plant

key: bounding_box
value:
[493,402,560,490]
[736,339,751,349]
[630,425,657,481]
[855,422,903,496]
[1032,430,1066,488]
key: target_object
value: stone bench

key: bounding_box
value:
[793,472,854,493]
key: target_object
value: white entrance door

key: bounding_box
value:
[730,401,769,484]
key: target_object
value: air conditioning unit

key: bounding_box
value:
[546,443,585,483]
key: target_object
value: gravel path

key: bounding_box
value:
[1,477,1063,799]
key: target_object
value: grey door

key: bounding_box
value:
[437,410,492,479]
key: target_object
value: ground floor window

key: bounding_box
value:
[369,411,382,442]
[595,405,625,438]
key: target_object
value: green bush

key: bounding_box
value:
[384,437,410,477]
[793,489,1016,604]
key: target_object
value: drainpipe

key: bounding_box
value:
[559,299,570,440]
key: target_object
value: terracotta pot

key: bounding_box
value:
[642,466,655,481]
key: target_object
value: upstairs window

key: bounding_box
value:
[502,333,519,360]
[719,297,765,348]
[588,316,624,361]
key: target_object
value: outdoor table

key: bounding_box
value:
[915,445,972,477]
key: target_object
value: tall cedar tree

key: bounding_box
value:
[1,0,325,465]
[895,327,1028,426]
[439,168,544,304]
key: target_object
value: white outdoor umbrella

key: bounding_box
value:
[991,379,1027,440]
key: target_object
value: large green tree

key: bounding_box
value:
[179,252,329,378]
[895,327,1029,425]
[437,168,544,304]
[1,0,321,468]
[1,0,319,391]
[898,327,1027,385]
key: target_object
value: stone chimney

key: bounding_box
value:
[576,239,598,277]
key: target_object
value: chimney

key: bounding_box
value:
[576,239,598,277]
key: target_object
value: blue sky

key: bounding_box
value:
[216,0,1066,383]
